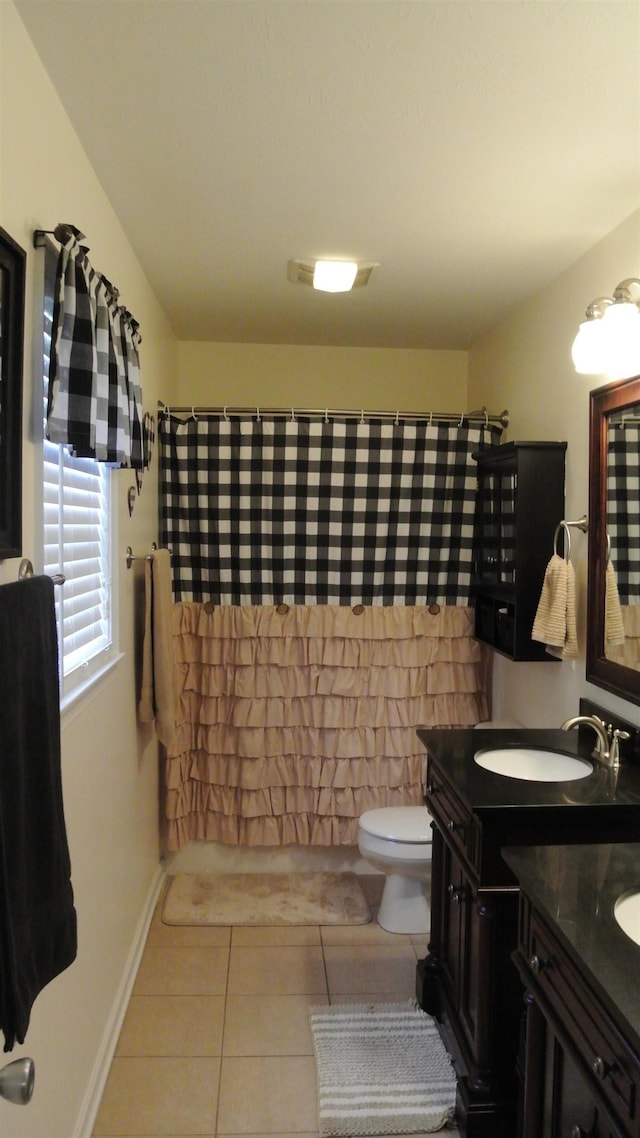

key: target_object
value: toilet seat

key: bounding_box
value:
[359,806,431,843]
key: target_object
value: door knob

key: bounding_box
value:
[0,1057,35,1105]
[529,954,548,975]
[592,1056,609,1081]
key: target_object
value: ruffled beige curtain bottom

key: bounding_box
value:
[164,604,488,850]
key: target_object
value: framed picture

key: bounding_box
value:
[0,226,26,559]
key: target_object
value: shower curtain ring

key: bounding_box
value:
[256,406,261,422]
[223,406,229,421]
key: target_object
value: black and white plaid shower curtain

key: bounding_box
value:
[159,414,501,605]
[607,423,640,604]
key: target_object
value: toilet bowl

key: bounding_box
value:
[358,806,432,934]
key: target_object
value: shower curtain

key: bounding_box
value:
[159,413,499,850]
[605,420,639,664]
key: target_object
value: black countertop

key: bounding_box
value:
[502,842,640,1055]
[417,728,640,812]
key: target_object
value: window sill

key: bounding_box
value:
[60,651,125,727]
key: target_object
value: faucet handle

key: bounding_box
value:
[611,728,631,765]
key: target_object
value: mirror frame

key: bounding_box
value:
[587,372,640,705]
[0,226,26,560]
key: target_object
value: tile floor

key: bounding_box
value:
[92,875,460,1138]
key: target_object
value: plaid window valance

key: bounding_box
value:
[160,413,502,605]
[46,224,143,468]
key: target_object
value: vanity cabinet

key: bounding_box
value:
[416,728,640,1138]
[473,440,566,660]
[419,752,523,1137]
[504,844,640,1138]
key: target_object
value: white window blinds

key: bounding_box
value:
[42,246,113,694]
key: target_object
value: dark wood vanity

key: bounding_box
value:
[416,725,640,1138]
[505,843,640,1138]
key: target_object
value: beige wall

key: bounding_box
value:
[177,341,468,410]
[0,5,179,1135]
[469,208,640,730]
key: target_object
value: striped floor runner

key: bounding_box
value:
[309,1001,456,1135]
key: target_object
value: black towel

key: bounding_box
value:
[0,576,77,1050]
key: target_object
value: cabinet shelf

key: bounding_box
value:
[472,441,567,661]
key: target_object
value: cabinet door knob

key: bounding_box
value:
[529,954,546,975]
[447,818,465,834]
[426,782,436,795]
[571,1126,584,1138]
[592,1056,608,1081]
[447,883,466,904]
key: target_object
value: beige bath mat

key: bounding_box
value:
[162,871,372,926]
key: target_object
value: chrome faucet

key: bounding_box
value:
[560,713,629,770]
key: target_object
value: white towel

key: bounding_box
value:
[531,554,578,660]
[605,560,625,647]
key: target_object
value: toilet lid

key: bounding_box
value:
[359,806,431,842]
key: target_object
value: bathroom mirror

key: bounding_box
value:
[587,372,640,705]
[0,227,26,559]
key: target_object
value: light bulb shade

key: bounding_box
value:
[571,317,610,375]
[312,261,358,293]
[602,303,640,377]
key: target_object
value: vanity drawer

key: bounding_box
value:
[426,759,480,875]
[525,910,640,1131]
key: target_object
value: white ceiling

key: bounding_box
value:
[15,0,640,349]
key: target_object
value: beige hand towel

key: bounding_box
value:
[138,548,177,749]
[138,556,154,722]
[531,553,578,660]
[605,560,626,647]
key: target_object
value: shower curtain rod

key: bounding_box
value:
[158,402,509,428]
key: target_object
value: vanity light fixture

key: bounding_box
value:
[287,259,378,292]
[572,278,640,377]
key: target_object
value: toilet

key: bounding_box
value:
[358,806,432,934]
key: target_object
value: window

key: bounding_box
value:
[42,245,116,699]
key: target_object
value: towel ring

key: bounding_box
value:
[553,521,571,561]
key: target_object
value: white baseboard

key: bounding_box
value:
[73,864,166,1138]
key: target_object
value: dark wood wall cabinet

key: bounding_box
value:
[505,844,640,1138]
[472,441,567,660]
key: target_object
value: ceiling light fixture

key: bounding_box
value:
[572,278,640,377]
[313,260,358,293]
[288,259,378,293]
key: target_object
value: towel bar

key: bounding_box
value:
[126,543,157,569]
[18,558,65,585]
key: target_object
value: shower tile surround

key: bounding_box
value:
[92,874,460,1138]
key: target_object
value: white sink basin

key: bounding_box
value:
[474,747,593,782]
[614,891,640,946]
